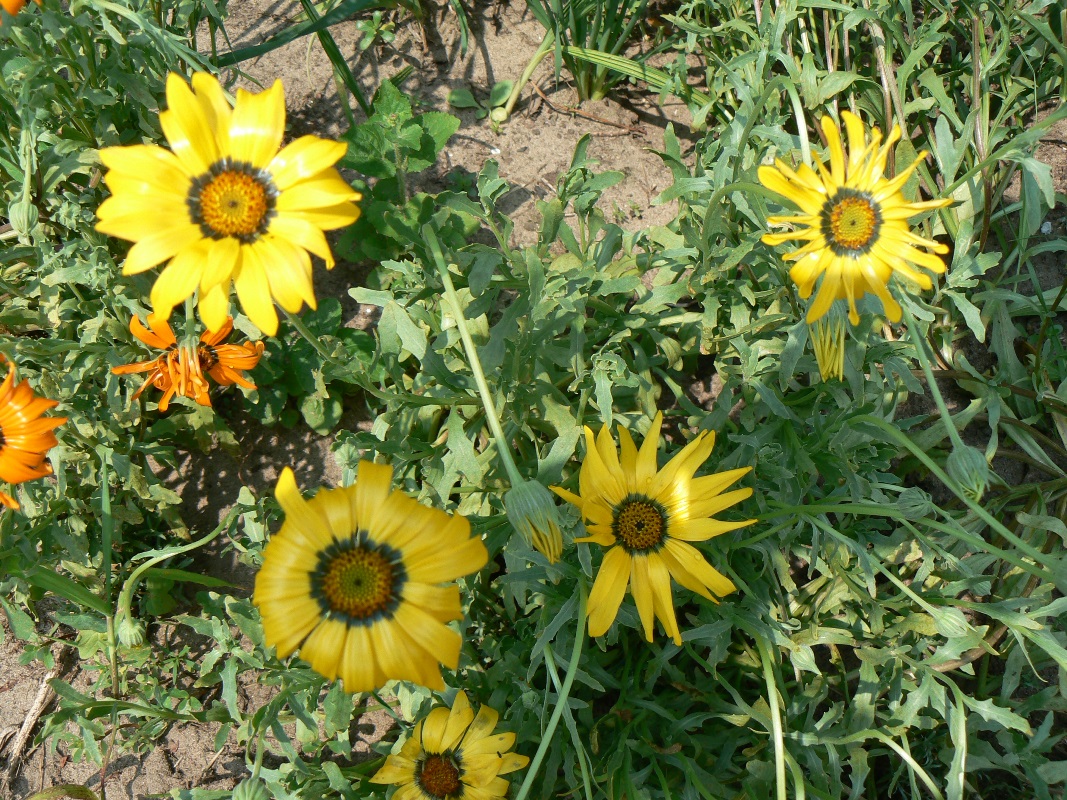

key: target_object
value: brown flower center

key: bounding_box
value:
[312,534,405,625]
[417,753,463,799]
[613,495,667,553]
[821,188,881,254]
[187,159,277,243]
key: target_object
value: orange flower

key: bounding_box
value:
[1,0,40,20]
[0,358,67,510]
[112,316,263,411]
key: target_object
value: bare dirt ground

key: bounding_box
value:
[2,0,1066,796]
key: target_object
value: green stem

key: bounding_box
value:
[543,645,594,800]
[513,581,588,800]
[500,33,555,122]
[901,305,965,451]
[754,634,788,800]
[423,225,524,487]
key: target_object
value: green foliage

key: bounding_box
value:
[2,0,1067,798]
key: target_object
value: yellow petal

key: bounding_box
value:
[270,213,336,266]
[229,80,285,169]
[198,280,232,333]
[587,546,631,638]
[276,172,361,212]
[339,624,381,693]
[191,72,233,152]
[270,136,349,191]
[352,460,395,530]
[420,707,452,753]
[161,73,218,176]
[630,554,655,641]
[274,467,334,548]
[122,225,204,275]
[234,243,279,336]
[261,236,317,313]
[300,617,348,680]
[150,239,211,318]
[662,539,736,600]
[647,553,681,645]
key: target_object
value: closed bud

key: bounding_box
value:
[896,486,935,520]
[232,778,272,800]
[946,444,989,502]
[8,200,38,236]
[116,612,145,647]
[504,479,564,563]
[809,305,847,382]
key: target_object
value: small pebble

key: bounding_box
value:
[1040,220,1052,234]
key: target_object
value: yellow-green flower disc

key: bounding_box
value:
[253,462,488,692]
[553,412,754,645]
[370,691,530,800]
[96,72,362,336]
[759,111,952,325]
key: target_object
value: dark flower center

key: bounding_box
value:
[187,158,277,243]
[198,344,219,372]
[311,533,406,625]
[613,494,668,553]
[821,188,881,254]
[417,752,463,799]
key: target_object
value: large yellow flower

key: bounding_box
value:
[760,111,952,325]
[96,72,361,337]
[552,413,753,645]
[370,691,530,800]
[253,462,488,692]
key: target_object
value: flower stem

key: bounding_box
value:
[514,581,588,800]
[500,33,555,122]
[423,225,524,487]
[755,634,788,800]
[900,305,965,451]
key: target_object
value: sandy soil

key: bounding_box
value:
[2,0,1065,796]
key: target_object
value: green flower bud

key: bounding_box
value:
[946,444,989,502]
[116,612,145,647]
[809,306,846,382]
[232,778,272,800]
[896,487,935,520]
[8,200,38,237]
[504,479,564,563]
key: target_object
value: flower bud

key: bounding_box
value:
[116,612,145,647]
[896,486,935,520]
[8,200,38,237]
[809,306,846,382]
[946,444,989,502]
[504,479,564,563]
[232,778,272,800]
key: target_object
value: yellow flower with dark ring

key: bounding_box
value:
[253,461,488,692]
[760,111,952,325]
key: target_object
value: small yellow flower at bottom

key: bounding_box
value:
[370,691,530,800]
[552,412,754,645]
[759,111,952,325]
[253,462,488,692]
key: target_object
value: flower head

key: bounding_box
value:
[370,691,530,800]
[553,413,753,645]
[760,111,952,325]
[504,478,564,563]
[96,72,362,336]
[112,315,263,411]
[0,359,66,510]
[253,462,489,692]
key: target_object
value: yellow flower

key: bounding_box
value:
[759,111,952,325]
[0,358,66,511]
[253,462,489,692]
[96,72,362,337]
[552,413,753,645]
[370,691,530,800]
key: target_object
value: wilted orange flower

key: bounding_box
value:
[0,357,67,510]
[112,315,263,411]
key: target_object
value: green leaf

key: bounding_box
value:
[447,88,481,109]
[26,567,110,615]
[0,597,39,643]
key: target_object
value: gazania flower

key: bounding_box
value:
[112,315,262,411]
[370,691,530,800]
[553,413,753,645]
[1,0,39,20]
[760,111,952,325]
[253,462,489,692]
[96,72,362,337]
[0,360,66,510]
